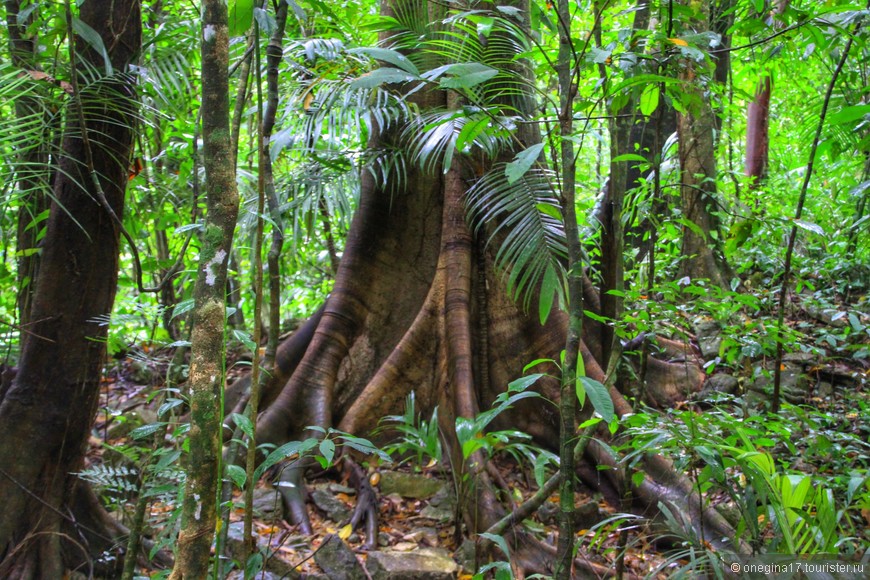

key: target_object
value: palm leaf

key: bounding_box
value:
[466,165,567,311]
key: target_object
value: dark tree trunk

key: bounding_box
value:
[745,0,789,197]
[0,0,141,576]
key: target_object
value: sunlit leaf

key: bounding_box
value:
[229,0,254,36]
[639,84,659,117]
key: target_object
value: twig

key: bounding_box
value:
[0,318,56,343]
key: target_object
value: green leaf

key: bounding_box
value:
[507,373,545,393]
[539,264,558,325]
[226,464,247,489]
[231,329,257,354]
[174,223,204,234]
[523,358,556,372]
[827,104,870,126]
[589,46,612,64]
[533,453,547,487]
[455,115,492,153]
[793,219,824,236]
[157,398,184,418]
[255,438,318,480]
[232,413,254,439]
[505,143,545,184]
[479,532,511,558]
[578,416,602,429]
[725,219,755,254]
[610,153,648,163]
[350,67,418,89]
[455,416,476,448]
[245,552,264,578]
[253,7,277,35]
[228,0,254,36]
[130,422,166,440]
[577,376,614,423]
[72,17,112,75]
[639,84,659,116]
[438,63,499,90]
[348,47,419,75]
[319,438,335,466]
[575,377,586,407]
[286,0,307,21]
[339,434,392,462]
[535,202,562,220]
[171,298,195,320]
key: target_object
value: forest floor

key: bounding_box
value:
[86,289,870,579]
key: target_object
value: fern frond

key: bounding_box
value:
[76,464,139,493]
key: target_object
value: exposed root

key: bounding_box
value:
[341,456,379,550]
[274,464,313,535]
[338,268,443,434]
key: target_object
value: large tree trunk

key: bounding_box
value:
[245,1,741,572]
[250,142,738,571]
[0,0,141,576]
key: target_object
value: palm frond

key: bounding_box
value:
[400,108,514,175]
[466,165,567,311]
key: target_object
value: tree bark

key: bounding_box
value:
[0,0,141,575]
[745,76,771,192]
[170,0,239,575]
[676,1,732,287]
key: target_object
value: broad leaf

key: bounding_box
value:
[226,464,246,489]
[539,263,558,324]
[793,219,824,236]
[577,376,614,423]
[232,412,254,439]
[349,47,419,75]
[639,84,659,116]
[228,0,254,36]
[351,67,418,89]
[507,373,545,393]
[319,438,335,466]
[505,143,544,184]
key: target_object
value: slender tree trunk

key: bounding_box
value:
[5,0,51,346]
[676,1,731,287]
[0,0,141,575]
[263,1,289,366]
[745,76,771,192]
[745,0,788,197]
[170,0,239,574]
[554,0,580,574]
